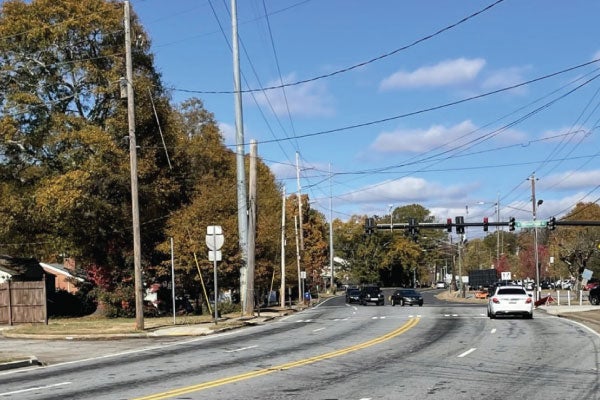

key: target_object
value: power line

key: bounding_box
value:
[167,0,506,95]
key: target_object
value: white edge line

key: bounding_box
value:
[224,345,258,353]
[0,381,71,396]
[457,348,477,358]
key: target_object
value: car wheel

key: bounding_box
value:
[527,313,534,319]
[489,312,496,319]
[591,295,600,305]
[419,303,423,307]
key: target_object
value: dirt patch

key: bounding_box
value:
[435,290,487,304]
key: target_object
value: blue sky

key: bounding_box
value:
[132,0,600,232]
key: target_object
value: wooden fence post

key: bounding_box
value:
[7,280,12,326]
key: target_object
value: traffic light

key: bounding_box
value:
[408,218,419,241]
[446,218,452,233]
[548,217,556,230]
[455,216,465,234]
[509,217,516,231]
[483,217,489,232]
[365,217,375,235]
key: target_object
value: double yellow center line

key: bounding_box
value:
[135,317,420,400]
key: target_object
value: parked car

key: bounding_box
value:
[435,281,447,289]
[345,288,361,304]
[390,289,423,307]
[359,285,384,306]
[487,285,534,319]
[589,286,600,305]
[584,279,599,291]
[558,279,574,290]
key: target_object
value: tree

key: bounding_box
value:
[548,202,600,287]
[0,0,184,311]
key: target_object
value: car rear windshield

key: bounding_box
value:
[401,290,418,295]
[497,288,526,295]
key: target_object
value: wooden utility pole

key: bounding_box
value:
[246,140,257,315]
[124,1,143,331]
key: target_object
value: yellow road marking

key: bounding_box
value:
[134,317,420,400]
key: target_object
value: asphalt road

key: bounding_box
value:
[0,290,599,399]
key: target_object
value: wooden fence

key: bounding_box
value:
[0,280,47,325]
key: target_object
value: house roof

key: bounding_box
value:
[39,263,84,282]
[0,255,44,280]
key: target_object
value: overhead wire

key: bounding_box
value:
[168,0,506,95]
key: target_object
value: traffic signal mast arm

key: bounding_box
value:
[375,221,510,231]
[365,217,600,235]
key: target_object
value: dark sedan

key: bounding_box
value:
[345,288,361,304]
[390,289,423,306]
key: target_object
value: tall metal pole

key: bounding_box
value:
[213,232,218,324]
[496,193,500,265]
[295,152,304,251]
[389,204,393,232]
[170,237,175,325]
[328,164,334,293]
[294,215,302,305]
[280,188,286,308]
[531,174,540,300]
[124,1,143,331]
[231,0,249,314]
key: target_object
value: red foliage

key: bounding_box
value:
[86,264,113,290]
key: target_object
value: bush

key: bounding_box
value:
[47,288,96,317]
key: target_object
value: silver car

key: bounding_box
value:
[487,286,533,319]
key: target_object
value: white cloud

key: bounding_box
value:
[481,66,530,93]
[539,126,592,142]
[370,120,477,153]
[218,122,236,146]
[340,177,468,204]
[251,73,334,117]
[541,170,600,191]
[269,161,296,181]
[379,58,486,90]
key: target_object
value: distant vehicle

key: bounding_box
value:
[345,288,361,304]
[540,280,553,289]
[488,286,533,319]
[435,281,447,289]
[468,269,499,290]
[390,289,423,307]
[359,285,384,306]
[589,286,600,305]
[558,279,574,290]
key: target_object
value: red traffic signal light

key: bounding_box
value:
[446,218,452,233]
[483,217,489,232]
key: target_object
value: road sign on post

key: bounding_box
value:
[206,226,224,325]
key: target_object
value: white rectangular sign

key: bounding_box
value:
[208,250,222,261]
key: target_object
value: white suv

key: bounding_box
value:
[487,286,533,319]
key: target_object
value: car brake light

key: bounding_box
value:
[492,297,500,303]
[525,297,532,304]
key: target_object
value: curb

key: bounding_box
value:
[0,357,42,371]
